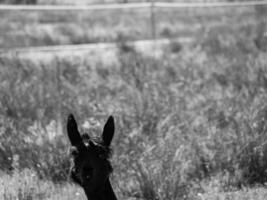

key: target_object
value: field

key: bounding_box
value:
[1,6,265,49]
[1,3,267,200]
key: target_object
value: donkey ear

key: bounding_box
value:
[67,114,82,146]
[102,116,115,147]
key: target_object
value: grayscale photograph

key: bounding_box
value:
[0,0,267,199]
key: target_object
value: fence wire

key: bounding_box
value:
[0,1,267,10]
[0,1,266,54]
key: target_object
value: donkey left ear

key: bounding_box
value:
[102,116,115,147]
[67,114,83,147]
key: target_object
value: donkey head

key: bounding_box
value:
[67,114,115,194]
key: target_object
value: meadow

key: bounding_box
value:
[1,3,267,200]
[0,6,264,49]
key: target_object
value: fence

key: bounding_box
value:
[0,0,267,54]
[1,1,267,10]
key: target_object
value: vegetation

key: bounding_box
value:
[1,4,267,200]
[0,6,264,49]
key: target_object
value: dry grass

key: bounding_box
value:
[1,42,267,199]
[0,5,265,49]
[0,169,86,200]
[1,4,267,200]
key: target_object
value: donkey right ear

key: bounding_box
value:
[67,114,82,146]
[102,116,115,147]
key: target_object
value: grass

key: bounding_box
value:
[200,187,267,200]
[0,169,87,200]
[1,40,267,199]
[1,4,267,200]
[0,5,265,49]
[0,9,151,48]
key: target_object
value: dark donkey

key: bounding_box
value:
[67,114,117,200]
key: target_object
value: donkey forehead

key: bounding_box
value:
[75,139,104,154]
[74,146,99,163]
[84,139,99,147]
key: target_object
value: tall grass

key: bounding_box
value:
[1,15,267,199]
[0,169,86,200]
[0,5,261,48]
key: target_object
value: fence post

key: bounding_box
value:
[254,4,267,51]
[150,0,156,40]
[150,0,158,60]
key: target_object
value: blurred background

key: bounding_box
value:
[0,0,267,200]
